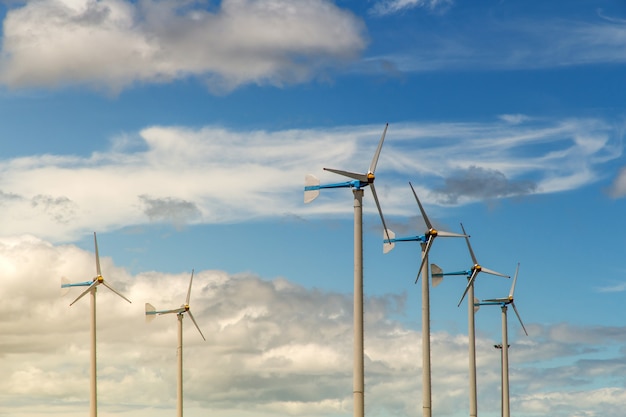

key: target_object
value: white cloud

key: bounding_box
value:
[0,235,625,416]
[368,16,626,72]
[0,118,620,241]
[369,0,453,16]
[0,0,366,93]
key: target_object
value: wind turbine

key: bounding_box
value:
[60,232,132,417]
[475,263,528,417]
[430,223,508,417]
[145,270,206,417]
[382,182,465,417]
[304,123,389,417]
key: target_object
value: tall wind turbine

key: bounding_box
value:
[382,182,465,417]
[475,263,528,417]
[145,270,206,417]
[60,232,132,417]
[430,223,508,417]
[304,124,389,417]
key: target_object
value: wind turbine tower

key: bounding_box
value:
[60,232,132,417]
[382,182,465,417]
[475,263,528,417]
[430,223,508,417]
[145,270,206,417]
[304,124,390,417]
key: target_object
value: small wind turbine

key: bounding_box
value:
[60,232,132,417]
[382,182,465,417]
[475,263,528,417]
[304,123,389,417]
[430,223,508,417]
[146,270,205,417]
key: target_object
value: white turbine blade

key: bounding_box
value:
[383,229,395,254]
[187,310,206,341]
[145,303,157,322]
[482,297,508,303]
[457,269,478,307]
[60,277,71,296]
[100,280,132,303]
[481,267,509,279]
[436,230,467,238]
[368,123,388,174]
[370,183,391,242]
[186,269,195,305]
[94,232,102,277]
[304,174,320,203]
[69,280,98,306]
[431,263,444,288]
[510,262,520,298]
[460,223,478,265]
[415,236,434,284]
[323,167,367,182]
[511,302,528,336]
[474,296,480,313]
[409,181,433,230]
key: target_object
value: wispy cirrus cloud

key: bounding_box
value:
[0,117,620,241]
[369,0,453,16]
[0,0,366,93]
[366,14,626,72]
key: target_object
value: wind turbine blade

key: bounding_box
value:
[323,168,367,182]
[409,181,433,230]
[431,263,444,288]
[187,310,206,341]
[69,280,98,306]
[60,277,71,296]
[145,303,157,322]
[368,123,388,174]
[383,229,395,254]
[457,269,478,307]
[510,262,520,298]
[186,269,195,305]
[482,297,508,303]
[435,230,467,238]
[460,223,478,265]
[94,232,102,277]
[414,236,434,284]
[100,280,132,303]
[304,174,320,203]
[370,183,391,242]
[474,297,480,313]
[511,302,528,336]
[480,267,509,278]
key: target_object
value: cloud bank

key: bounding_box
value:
[0,235,625,417]
[0,0,366,93]
[0,118,620,241]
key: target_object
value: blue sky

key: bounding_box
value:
[1,0,626,416]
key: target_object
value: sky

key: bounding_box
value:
[1,0,626,416]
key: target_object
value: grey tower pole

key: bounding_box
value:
[177,313,184,417]
[501,306,510,417]
[353,189,365,417]
[90,287,97,417]
[421,243,432,417]
[468,281,478,417]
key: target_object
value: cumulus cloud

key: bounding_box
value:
[0,0,366,93]
[0,235,625,416]
[0,118,620,240]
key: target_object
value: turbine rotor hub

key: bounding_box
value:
[474,264,482,272]
[97,276,104,283]
[367,172,375,182]
[429,228,438,237]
